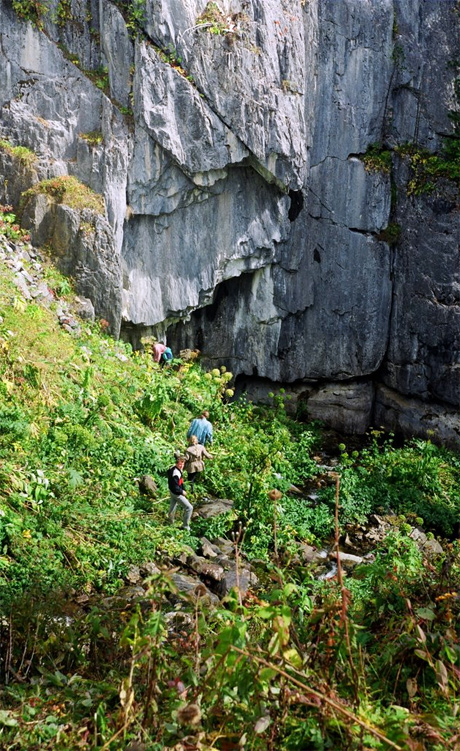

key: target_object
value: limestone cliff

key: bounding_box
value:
[0,0,459,444]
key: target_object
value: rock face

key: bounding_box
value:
[0,0,459,444]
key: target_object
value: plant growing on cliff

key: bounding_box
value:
[377,222,401,244]
[11,0,49,28]
[78,130,103,147]
[0,205,31,242]
[21,175,105,214]
[397,140,460,195]
[0,139,37,168]
[362,143,392,174]
[196,1,248,37]
[54,0,71,26]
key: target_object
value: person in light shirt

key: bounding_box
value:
[187,410,213,446]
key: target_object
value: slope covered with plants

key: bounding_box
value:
[0,224,460,750]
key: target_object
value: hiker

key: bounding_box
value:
[187,410,213,446]
[152,341,167,363]
[160,346,173,366]
[185,435,213,493]
[167,455,193,531]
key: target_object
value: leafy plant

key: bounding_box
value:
[11,0,49,28]
[78,131,103,147]
[0,139,37,167]
[397,140,460,195]
[21,175,105,214]
[362,143,392,174]
[0,205,31,242]
[54,0,71,26]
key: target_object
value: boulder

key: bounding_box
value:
[138,475,158,498]
[217,565,259,598]
[196,499,234,519]
[170,572,219,606]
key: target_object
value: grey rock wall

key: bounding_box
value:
[0,0,459,444]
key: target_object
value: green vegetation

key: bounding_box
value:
[0,139,37,167]
[54,0,72,27]
[79,131,104,147]
[21,175,105,214]
[0,219,459,748]
[0,205,31,242]
[197,2,231,35]
[154,43,195,84]
[84,65,110,94]
[125,0,146,33]
[196,1,248,37]
[11,0,49,28]
[377,221,401,244]
[397,140,460,195]
[362,143,392,174]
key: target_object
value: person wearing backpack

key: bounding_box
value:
[184,435,213,493]
[161,346,173,367]
[167,455,193,531]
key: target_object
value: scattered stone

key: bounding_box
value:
[13,273,31,299]
[75,593,90,604]
[164,611,194,630]
[199,537,219,558]
[331,551,364,567]
[297,543,323,563]
[117,585,146,600]
[174,545,197,566]
[410,527,427,546]
[212,537,235,556]
[170,573,219,605]
[422,538,444,556]
[318,564,338,581]
[196,499,234,519]
[126,565,141,584]
[186,554,225,582]
[73,296,95,321]
[138,474,158,498]
[217,565,258,597]
[287,484,303,495]
[140,561,161,577]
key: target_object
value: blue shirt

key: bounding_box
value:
[187,417,213,445]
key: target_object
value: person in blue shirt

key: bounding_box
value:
[187,410,213,446]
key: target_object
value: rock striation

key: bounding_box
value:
[0,0,459,444]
